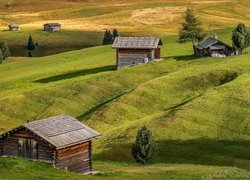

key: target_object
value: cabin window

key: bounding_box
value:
[18,138,38,159]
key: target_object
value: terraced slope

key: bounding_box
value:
[0,29,250,174]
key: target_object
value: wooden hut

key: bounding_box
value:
[112,37,163,70]
[9,24,20,31]
[44,23,61,32]
[194,37,236,57]
[0,115,101,173]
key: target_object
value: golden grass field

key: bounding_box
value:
[1,0,250,34]
[0,0,249,57]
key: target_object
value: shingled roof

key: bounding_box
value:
[196,37,233,50]
[112,37,163,49]
[1,115,101,149]
[9,24,19,28]
[44,23,61,27]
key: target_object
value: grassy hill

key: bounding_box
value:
[0,0,250,56]
[1,158,249,179]
[0,27,250,179]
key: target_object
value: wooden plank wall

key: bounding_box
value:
[117,49,155,69]
[3,136,18,157]
[55,141,92,173]
[37,139,54,163]
[118,49,154,60]
[0,138,3,156]
[2,129,54,163]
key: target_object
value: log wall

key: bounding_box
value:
[117,48,157,69]
[1,129,54,163]
[0,138,3,156]
[55,141,92,173]
[2,136,18,157]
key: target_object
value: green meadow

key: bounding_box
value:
[0,27,249,178]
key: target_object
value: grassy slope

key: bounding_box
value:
[0,28,250,177]
[0,0,250,56]
[0,158,249,179]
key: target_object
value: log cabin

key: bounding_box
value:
[9,24,20,31]
[44,23,61,32]
[0,115,101,173]
[194,37,236,57]
[112,37,163,70]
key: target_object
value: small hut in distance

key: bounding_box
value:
[9,24,20,31]
[112,36,163,70]
[43,23,61,32]
[194,36,236,57]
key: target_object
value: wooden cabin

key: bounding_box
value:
[0,115,101,173]
[9,24,19,31]
[194,37,236,57]
[44,23,61,32]
[112,37,163,70]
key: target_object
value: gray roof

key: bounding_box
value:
[44,23,61,27]
[112,37,163,49]
[196,37,233,50]
[210,45,227,50]
[9,24,19,28]
[1,115,100,149]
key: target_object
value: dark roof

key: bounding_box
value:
[9,24,19,28]
[0,115,101,149]
[44,23,61,27]
[210,45,227,50]
[196,37,233,50]
[112,37,163,49]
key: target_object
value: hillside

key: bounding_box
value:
[0,27,250,180]
[1,158,249,179]
[0,0,250,56]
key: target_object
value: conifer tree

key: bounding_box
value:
[131,126,156,165]
[112,29,119,41]
[102,30,113,45]
[232,23,250,54]
[28,35,35,50]
[178,8,205,44]
[0,41,10,63]
[28,51,32,57]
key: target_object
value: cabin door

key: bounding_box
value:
[18,138,38,159]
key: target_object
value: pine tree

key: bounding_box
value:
[28,35,35,51]
[178,8,205,44]
[112,29,119,42]
[102,30,113,45]
[0,41,10,62]
[232,23,250,54]
[28,51,32,57]
[131,126,156,165]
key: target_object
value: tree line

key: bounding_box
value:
[102,29,119,45]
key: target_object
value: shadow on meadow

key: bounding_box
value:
[164,54,197,61]
[94,139,250,170]
[34,65,115,83]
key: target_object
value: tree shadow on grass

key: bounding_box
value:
[94,139,250,170]
[164,54,198,61]
[34,65,115,83]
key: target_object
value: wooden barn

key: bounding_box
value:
[194,37,236,57]
[44,23,61,32]
[9,24,19,31]
[0,115,101,173]
[112,37,163,69]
